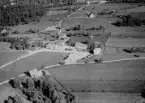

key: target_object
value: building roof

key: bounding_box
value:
[87,12,97,18]
[75,42,87,49]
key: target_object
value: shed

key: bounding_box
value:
[87,12,96,18]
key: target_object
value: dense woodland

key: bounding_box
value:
[9,74,75,103]
[0,0,76,26]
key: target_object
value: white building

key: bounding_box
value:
[94,48,101,55]
[29,69,43,78]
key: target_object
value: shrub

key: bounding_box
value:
[4,95,23,103]
[94,58,103,64]
[12,30,20,34]
[9,78,21,88]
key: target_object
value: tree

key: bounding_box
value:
[9,77,21,88]
[88,43,95,54]
[4,95,23,103]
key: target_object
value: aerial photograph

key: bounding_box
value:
[0,0,145,103]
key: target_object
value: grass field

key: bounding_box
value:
[0,42,10,51]
[61,18,109,29]
[74,92,142,103]
[1,51,65,72]
[0,51,28,66]
[49,59,145,81]
[48,59,145,93]
[61,80,144,93]
[106,37,145,47]
[87,3,138,12]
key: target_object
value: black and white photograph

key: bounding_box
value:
[0,0,145,103]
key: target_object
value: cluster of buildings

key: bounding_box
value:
[45,32,102,55]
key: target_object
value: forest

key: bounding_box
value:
[0,0,76,26]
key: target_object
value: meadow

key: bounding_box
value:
[74,92,141,103]
[47,58,145,91]
[49,59,145,81]
[106,37,145,47]
[0,51,28,66]
[0,42,10,51]
[1,51,65,72]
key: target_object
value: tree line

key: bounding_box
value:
[0,35,30,50]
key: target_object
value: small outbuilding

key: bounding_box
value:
[87,12,96,18]
[94,48,101,55]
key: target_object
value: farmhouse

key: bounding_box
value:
[75,42,87,51]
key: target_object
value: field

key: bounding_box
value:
[48,58,145,90]
[87,3,138,12]
[0,42,10,51]
[1,51,65,72]
[61,18,109,29]
[106,37,145,47]
[0,51,28,66]
[0,2,145,103]
[49,59,145,81]
[74,92,142,103]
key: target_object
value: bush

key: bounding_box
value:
[12,30,20,34]
[94,58,103,64]
[9,78,21,88]
[4,95,23,103]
